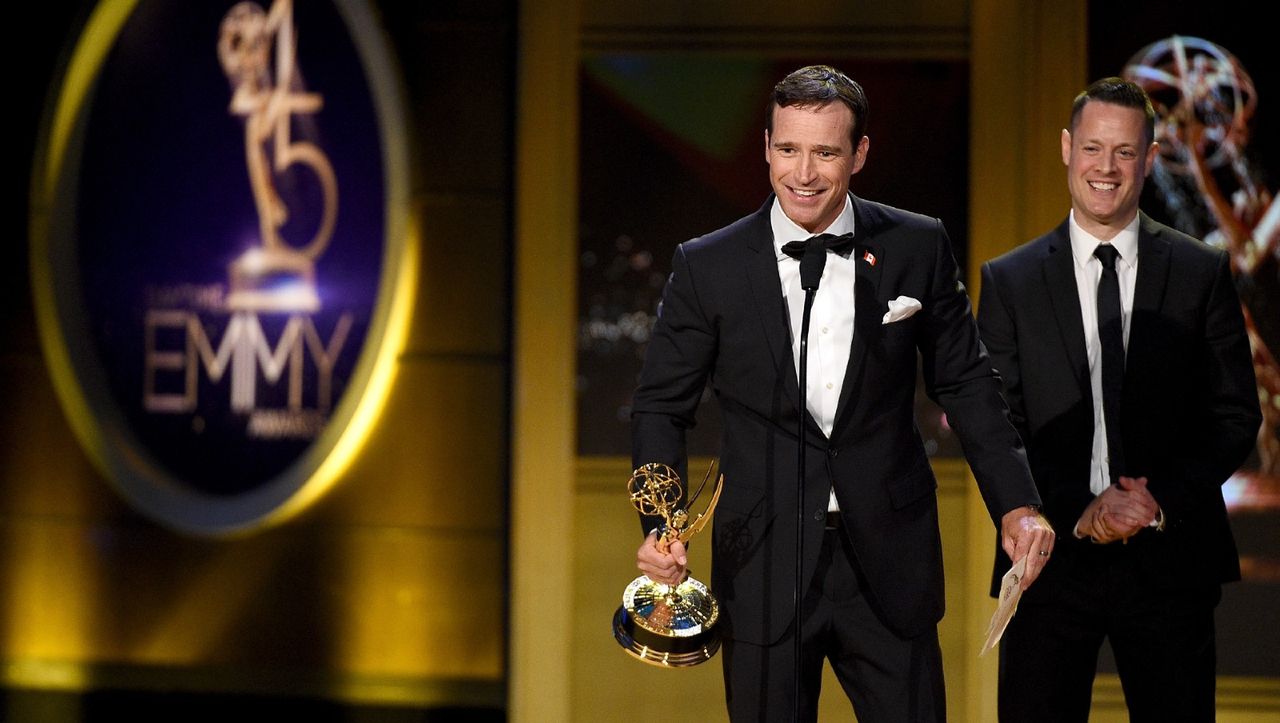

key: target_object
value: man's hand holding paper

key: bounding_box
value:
[1000,505,1055,590]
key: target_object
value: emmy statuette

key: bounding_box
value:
[612,461,724,667]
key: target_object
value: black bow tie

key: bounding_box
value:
[781,232,855,260]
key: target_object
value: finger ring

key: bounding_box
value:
[1038,550,1049,556]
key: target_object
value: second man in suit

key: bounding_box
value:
[978,77,1261,722]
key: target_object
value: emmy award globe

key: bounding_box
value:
[611,461,724,667]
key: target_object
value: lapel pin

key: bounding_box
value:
[862,250,877,267]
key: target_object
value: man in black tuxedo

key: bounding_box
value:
[978,78,1261,722]
[631,64,1054,722]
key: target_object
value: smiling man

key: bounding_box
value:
[766,99,868,233]
[978,77,1260,722]
[630,64,1051,721]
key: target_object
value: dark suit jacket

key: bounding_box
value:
[632,194,1038,645]
[978,213,1260,596]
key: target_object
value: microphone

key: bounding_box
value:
[799,240,828,291]
[792,236,826,716]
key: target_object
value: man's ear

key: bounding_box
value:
[850,135,870,175]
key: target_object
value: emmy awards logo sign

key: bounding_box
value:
[143,0,352,437]
[612,462,724,667]
[31,0,407,533]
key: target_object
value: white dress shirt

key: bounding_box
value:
[772,196,857,511]
[1068,210,1139,495]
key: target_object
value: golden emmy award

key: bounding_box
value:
[612,461,724,667]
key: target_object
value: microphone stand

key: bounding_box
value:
[794,242,827,720]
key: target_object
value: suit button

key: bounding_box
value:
[828,448,838,458]
[813,510,825,522]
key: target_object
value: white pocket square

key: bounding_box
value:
[882,296,922,324]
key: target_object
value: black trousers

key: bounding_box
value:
[998,544,1220,723]
[722,526,946,722]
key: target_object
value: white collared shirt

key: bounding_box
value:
[1068,210,1139,495]
[772,196,857,511]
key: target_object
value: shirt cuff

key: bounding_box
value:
[1149,507,1166,531]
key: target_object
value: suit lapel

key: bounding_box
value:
[832,196,882,434]
[743,198,813,430]
[1127,213,1171,379]
[1041,221,1092,396]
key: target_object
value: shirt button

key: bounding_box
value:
[822,326,829,334]
[826,382,833,390]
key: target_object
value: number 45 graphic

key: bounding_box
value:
[218,0,338,314]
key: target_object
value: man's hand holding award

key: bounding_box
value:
[612,462,723,667]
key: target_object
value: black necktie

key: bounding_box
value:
[1094,244,1126,481]
[781,232,855,260]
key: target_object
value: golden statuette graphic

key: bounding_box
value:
[218,0,338,314]
[612,461,724,667]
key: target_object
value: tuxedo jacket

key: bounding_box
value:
[632,194,1038,645]
[977,213,1260,595]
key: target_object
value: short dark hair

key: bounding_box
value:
[767,65,868,148]
[1070,77,1157,146]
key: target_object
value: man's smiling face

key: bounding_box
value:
[765,102,868,233]
[1062,100,1157,240]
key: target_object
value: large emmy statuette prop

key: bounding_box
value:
[612,462,724,667]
